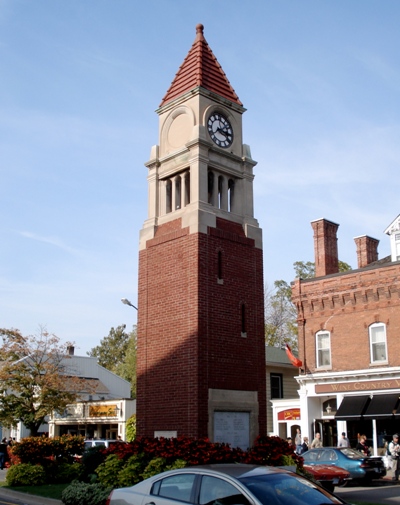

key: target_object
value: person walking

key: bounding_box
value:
[0,439,7,470]
[338,432,350,448]
[311,432,323,448]
[388,433,400,481]
[300,436,309,453]
[295,428,302,454]
[356,434,371,456]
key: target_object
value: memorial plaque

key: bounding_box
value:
[214,411,250,450]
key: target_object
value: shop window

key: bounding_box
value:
[316,331,331,368]
[369,322,387,363]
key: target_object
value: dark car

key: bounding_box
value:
[303,463,351,492]
[106,463,350,505]
[302,447,386,484]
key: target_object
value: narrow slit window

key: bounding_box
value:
[218,251,223,279]
[184,171,190,206]
[175,176,181,210]
[166,180,172,214]
[228,178,235,212]
[241,304,246,336]
[208,171,214,204]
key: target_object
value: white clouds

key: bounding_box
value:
[17,231,83,256]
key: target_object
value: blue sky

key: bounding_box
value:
[1,1,399,355]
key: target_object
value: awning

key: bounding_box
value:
[335,395,371,420]
[363,393,400,419]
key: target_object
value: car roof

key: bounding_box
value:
[155,464,290,479]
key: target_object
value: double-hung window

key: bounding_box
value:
[316,331,331,368]
[369,323,387,363]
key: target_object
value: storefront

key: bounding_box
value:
[49,398,136,441]
[296,370,400,454]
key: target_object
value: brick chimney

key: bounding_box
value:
[354,235,379,268]
[311,218,339,277]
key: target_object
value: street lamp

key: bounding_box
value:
[121,298,138,311]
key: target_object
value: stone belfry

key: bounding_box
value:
[136,24,266,447]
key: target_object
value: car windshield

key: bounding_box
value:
[239,473,345,505]
[340,448,364,459]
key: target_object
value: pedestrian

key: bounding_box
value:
[311,432,323,449]
[295,428,302,454]
[300,436,309,454]
[0,438,7,470]
[388,433,400,481]
[356,434,370,456]
[286,436,295,451]
[338,432,350,448]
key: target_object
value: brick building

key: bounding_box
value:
[291,216,400,454]
[136,24,266,448]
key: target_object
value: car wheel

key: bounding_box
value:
[338,480,348,487]
[322,482,335,493]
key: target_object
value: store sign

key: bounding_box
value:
[316,379,400,394]
[89,405,117,417]
[278,409,300,421]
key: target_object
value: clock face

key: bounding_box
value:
[207,113,233,148]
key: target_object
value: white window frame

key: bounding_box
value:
[369,322,388,364]
[316,331,331,369]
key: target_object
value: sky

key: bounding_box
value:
[1,0,399,355]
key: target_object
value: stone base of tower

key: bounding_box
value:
[136,217,266,447]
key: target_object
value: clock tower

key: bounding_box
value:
[136,24,266,446]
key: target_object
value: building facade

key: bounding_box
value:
[136,24,266,448]
[291,216,400,454]
[266,346,300,438]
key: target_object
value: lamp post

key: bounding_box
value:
[121,298,138,311]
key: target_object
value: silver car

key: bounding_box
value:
[105,463,349,505]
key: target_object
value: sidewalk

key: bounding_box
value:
[0,468,62,505]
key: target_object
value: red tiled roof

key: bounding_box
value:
[160,24,242,107]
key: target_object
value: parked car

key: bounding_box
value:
[303,463,351,492]
[106,464,350,505]
[302,447,386,484]
[84,439,124,450]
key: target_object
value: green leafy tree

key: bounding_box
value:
[265,260,352,349]
[264,280,298,350]
[0,327,87,436]
[88,325,137,398]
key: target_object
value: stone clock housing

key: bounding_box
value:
[136,24,266,445]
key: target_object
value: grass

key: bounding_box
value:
[2,483,68,500]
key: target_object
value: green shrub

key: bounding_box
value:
[80,446,108,482]
[61,480,112,505]
[126,414,136,442]
[53,462,82,483]
[6,463,46,486]
[96,454,125,488]
[117,453,146,487]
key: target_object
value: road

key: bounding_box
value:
[335,479,400,504]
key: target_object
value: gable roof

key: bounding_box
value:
[384,214,400,235]
[160,24,242,107]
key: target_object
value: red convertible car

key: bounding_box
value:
[304,463,351,492]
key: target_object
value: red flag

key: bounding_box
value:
[285,344,303,368]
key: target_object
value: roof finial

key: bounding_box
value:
[195,23,204,41]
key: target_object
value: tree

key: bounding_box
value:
[0,327,87,436]
[87,325,130,371]
[88,325,137,398]
[265,260,352,349]
[264,280,298,350]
